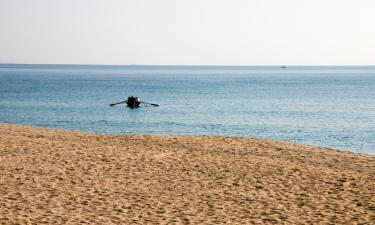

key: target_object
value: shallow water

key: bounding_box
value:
[1,64,375,154]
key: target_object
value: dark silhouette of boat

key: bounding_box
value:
[110,96,159,108]
[126,96,141,108]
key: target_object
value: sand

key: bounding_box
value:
[0,123,374,224]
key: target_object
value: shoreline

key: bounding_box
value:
[1,123,374,224]
[2,122,371,156]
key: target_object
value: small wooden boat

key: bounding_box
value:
[126,96,141,108]
[110,96,159,108]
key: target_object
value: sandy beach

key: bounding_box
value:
[0,123,374,224]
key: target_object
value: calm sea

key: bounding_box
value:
[1,64,375,154]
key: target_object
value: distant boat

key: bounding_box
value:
[126,96,141,108]
[110,96,159,108]
[281,66,287,69]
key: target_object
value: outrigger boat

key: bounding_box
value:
[110,96,159,108]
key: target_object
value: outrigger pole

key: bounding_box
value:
[140,102,159,107]
[109,100,127,106]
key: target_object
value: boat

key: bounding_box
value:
[126,96,141,108]
[110,96,159,108]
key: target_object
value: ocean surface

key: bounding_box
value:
[1,64,375,154]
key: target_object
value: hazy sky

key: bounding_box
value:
[0,0,374,65]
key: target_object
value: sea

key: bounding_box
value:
[1,64,374,154]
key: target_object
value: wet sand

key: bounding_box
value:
[0,123,374,224]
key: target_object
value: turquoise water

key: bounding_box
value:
[1,64,375,154]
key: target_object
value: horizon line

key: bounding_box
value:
[1,63,375,67]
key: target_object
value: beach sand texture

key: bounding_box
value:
[0,123,374,224]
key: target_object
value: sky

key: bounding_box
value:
[0,0,374,65]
